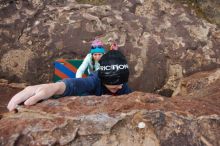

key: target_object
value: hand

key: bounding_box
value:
[7,82,66,111]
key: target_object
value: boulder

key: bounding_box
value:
[173,68,220,97]
[0,79,24,114]
[0,67,219,145]
[0,0,219,93]
[0,91,219,146]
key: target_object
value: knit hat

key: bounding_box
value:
[90,46,105,54]
[98,50,129,85]
[90,39,105,54]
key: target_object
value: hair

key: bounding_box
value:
[91,56,95,71]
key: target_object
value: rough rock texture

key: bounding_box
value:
[0,0,219,93]
[135,0,220,94]
[0,91,219,146]
[173,68,220,97]
[0,1,219,145]
[0,79,24,114]
[178,0,220,27]
[0,68,219,145]
[194,0,220,26]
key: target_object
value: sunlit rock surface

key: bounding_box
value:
[0,91,219,146]
[0,79,24,114]
[0,1,219,144]
[173,68,220,98]
[0,68,219,145]
[177,0,220,26]
[0,0,219,93]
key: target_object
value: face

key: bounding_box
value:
[104,84,123,93]
[92,53,103,61]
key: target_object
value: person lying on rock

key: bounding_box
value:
[7,50,132,111]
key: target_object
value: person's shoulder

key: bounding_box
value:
[88,71,99,78]
[84,72,101,89]
[86,53,92,58]
[120,83,133,94]
[84,53,92,61]
[88,72,101,82]
[82,53,92,63]
[122,83,129,88]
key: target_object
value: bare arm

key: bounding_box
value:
[76,54,91,78]
[7,82,66,111]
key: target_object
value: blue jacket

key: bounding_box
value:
[61,72,132,96]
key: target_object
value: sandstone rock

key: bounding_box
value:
[0,79,8,84]
[0,84,23,114]
[135,0,220,92]
[0,92,219,146]
[1,1,219,145]
[173,68,220,97]
[159,67,220,97]
[0,0,219,93]
[177,0,220,27]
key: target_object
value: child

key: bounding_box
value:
[76,39,105,78]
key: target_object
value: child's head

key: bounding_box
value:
[98,50,129,93]
[92,52,103,61]
[90,39,105,61]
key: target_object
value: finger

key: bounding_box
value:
[24,91,47,106]
[7,89,35,111]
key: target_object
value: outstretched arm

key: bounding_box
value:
[76,54,91,78]
[62,73,99,96]
[7,82,66,111]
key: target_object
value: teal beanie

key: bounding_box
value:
[90,47,105,54]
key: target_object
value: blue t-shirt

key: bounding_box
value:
[61,72,132,96]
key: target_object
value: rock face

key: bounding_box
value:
[0,1,219,145]
[180,0,220,27]
[196,0,220,26]
[0,79,24,114]
[0,68,219,145]
[173,68,220,97]
[0,91,219,146]
[0,0,219,93]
